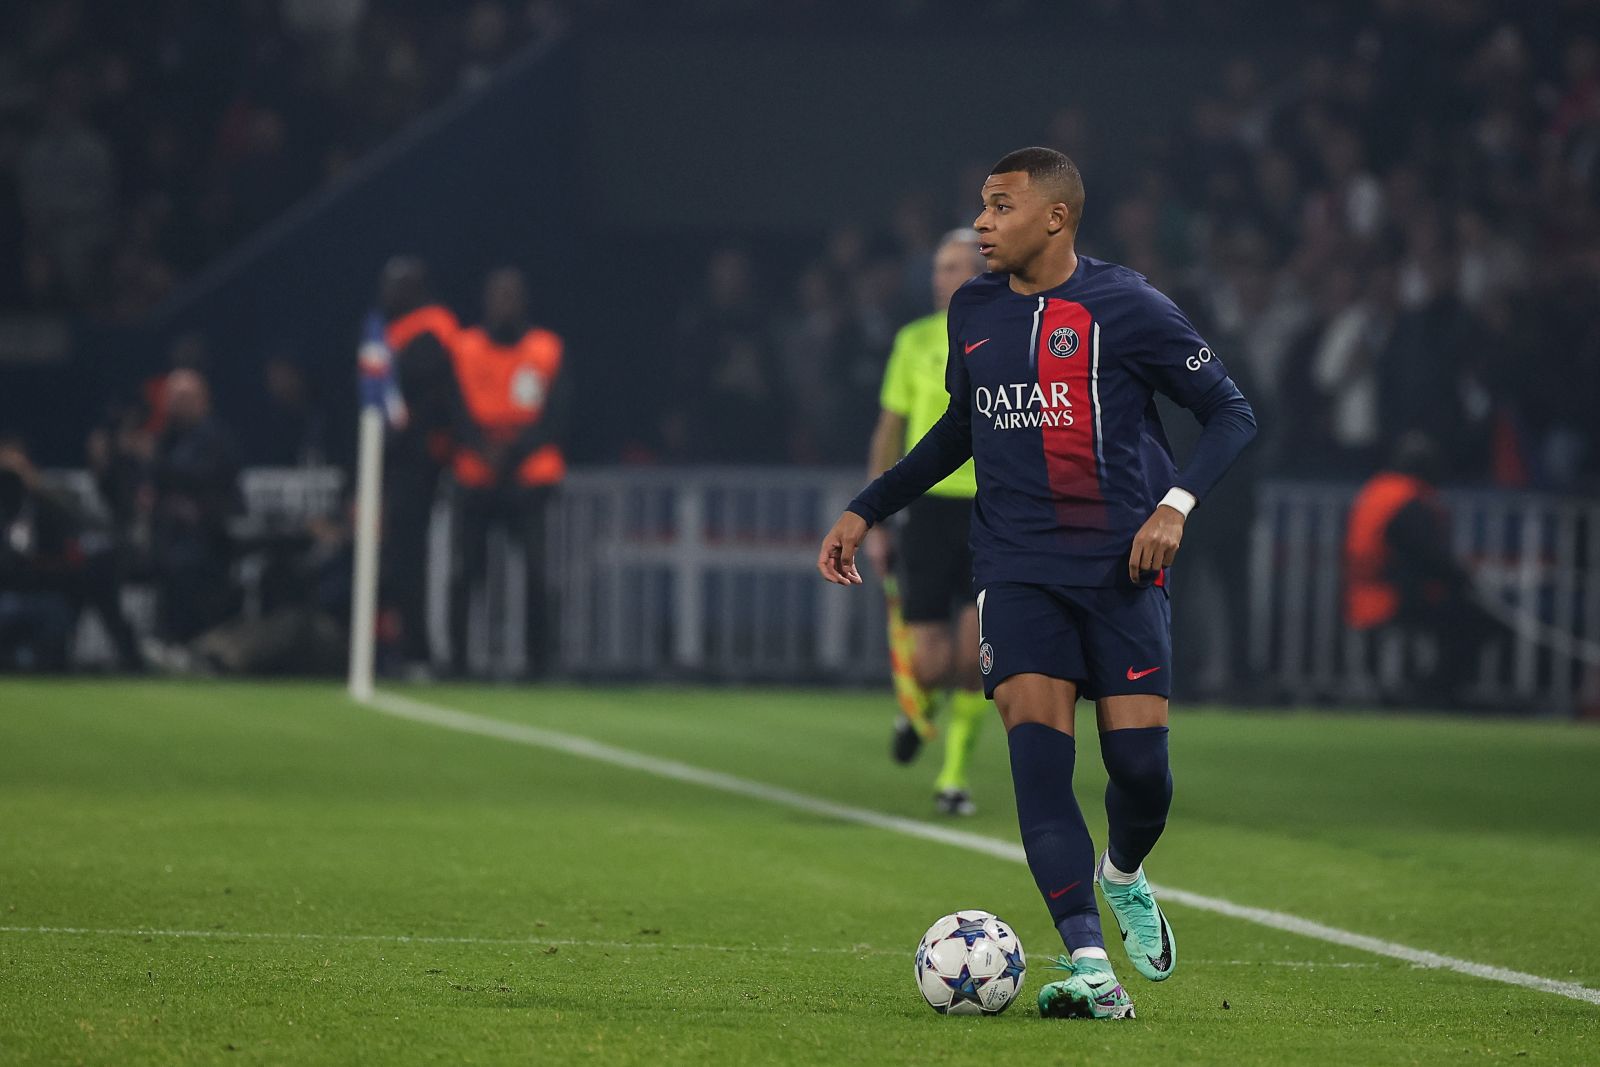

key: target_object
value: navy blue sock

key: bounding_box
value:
[1007,722,1103,953]
[1100,725,1173,874]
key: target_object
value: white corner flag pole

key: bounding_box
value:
[348,405,385,701]
[349,312,405,701]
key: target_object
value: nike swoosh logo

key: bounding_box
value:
[1083,979,1110,990]
[1048,881,1081,899]
[1146,916,1174,971]
[1126,666,1162,681]
[964,338,991,354]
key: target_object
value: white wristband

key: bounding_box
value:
[1159,487,1197,518]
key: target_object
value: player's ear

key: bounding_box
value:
[1046,202,1069,236]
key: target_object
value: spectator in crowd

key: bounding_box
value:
[16,69,115,306]
[664,246,782,464]
[0,434,144,671]
[458,2,513,92]
[447,266,567,678]
[85,399,155,561]
[250,354,327,467]
[190,503,353,676]
[149,368,241,643]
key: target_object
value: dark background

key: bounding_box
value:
[1,0,1597,490]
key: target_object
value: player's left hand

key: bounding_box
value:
[1129,504,1186,582]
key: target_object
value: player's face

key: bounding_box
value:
[973,172,1060,275]
[931,242,982,310]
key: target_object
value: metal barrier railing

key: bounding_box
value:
[549,467,886,682]
[40,464,1597,710]
[44,466,345,532]
[1248,480,1600,713]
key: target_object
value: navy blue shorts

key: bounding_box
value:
[976,581,1171,701]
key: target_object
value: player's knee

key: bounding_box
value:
[1099,726,1172,797]
[994,677,1073,733]
[997,703,1059,733]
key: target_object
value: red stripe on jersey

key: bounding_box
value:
[1035,299,1105,529]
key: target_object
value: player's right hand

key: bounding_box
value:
[818,511,870,586]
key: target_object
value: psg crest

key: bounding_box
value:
[1048,326,1079,359]
[979,642,994,675]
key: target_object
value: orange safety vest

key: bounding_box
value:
[1342,471,1430,630]
[386,304,462,464]
[450,325,566,488]
[386,304,459,354]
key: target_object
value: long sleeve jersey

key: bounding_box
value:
[848,256,1257,589]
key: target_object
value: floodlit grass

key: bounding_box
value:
[1,679,1596,1064]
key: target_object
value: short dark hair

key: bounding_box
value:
[989,146,1086,230]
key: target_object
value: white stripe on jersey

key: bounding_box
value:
[1026,296,1044,369]
[1091,321,1106,474]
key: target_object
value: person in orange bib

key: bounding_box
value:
[376,256,462,677]
[448,267,567,678]
[1343,433,1504,706]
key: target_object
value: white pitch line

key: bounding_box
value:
[361,690,1600,1007]
[0,926,1382,969]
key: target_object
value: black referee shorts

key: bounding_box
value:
[896,494,975,624]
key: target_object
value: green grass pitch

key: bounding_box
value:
[2,679,1597,1065]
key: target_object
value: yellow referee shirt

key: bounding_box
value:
[878,311,978,499]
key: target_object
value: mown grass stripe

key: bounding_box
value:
[362,689,1600,1007]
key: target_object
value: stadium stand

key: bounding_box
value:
[1,1,1596,708]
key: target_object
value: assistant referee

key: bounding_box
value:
[865,229,988,815]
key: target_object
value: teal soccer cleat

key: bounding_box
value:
[1097,852,1176,982]
[1036,956,1136,1020]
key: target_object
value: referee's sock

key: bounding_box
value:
[1007,722,1104,955]
[933,689,987,792]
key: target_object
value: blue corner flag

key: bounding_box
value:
[358,311,408,429]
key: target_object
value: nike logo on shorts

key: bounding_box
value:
[1126,666,1162,681]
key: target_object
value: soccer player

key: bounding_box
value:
[818,148,1256,1020]
[866,228,989,815]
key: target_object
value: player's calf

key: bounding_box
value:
[1096,723,1176,980]
[1008,720,1109,958]
[1100,724,1173,869]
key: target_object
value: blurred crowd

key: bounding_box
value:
[1,358,354,673]
[4,0,1596,489]
[0,0,567,321]
[654,1,1600,493]
[0,258,567,677]
[3,0,1598,686]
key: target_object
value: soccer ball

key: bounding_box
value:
[914,910,1026,1015]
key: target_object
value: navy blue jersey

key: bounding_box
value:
[849,255,1256,589]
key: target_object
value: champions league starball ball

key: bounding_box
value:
[913,910,1026,1015]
